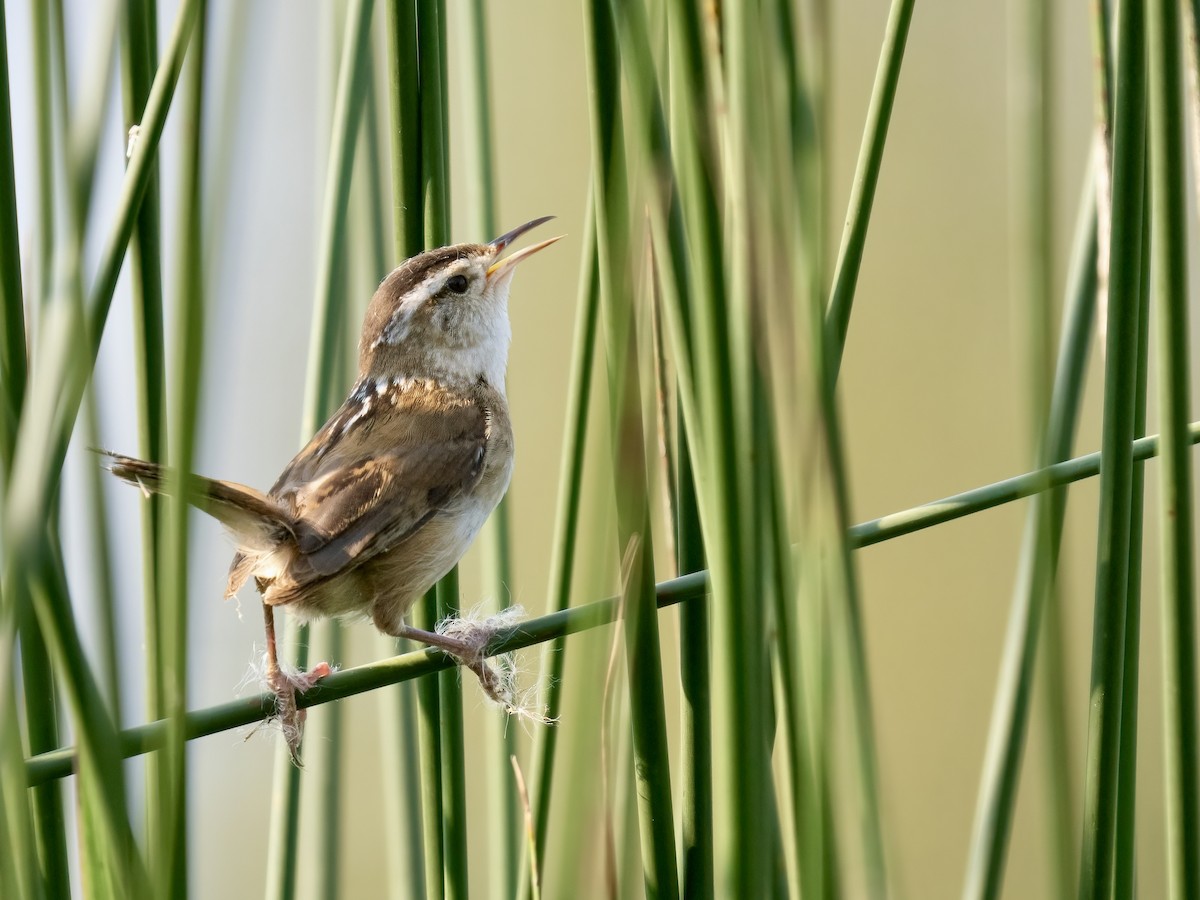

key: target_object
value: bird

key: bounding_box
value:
[104,216,560,761]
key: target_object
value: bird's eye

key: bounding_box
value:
[446,274,469,294]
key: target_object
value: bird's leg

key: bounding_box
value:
[262,603,332,764]
[390,623,509,707]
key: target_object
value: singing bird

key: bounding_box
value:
[106,217,560,759]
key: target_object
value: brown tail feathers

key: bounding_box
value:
[101,450,296,552]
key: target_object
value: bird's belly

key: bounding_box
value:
[365,486,506,628]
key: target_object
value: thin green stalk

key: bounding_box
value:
[525,202,599,891]
[459,0,497,239]
[609,0,704,466]
[25,555,147,897]
[15,595,64,898]
[419,0,449,242]
[21,2,69,893]
[82,391,122,720]
[1,680,41,900]
[42,6,125,894]
[658,14,722,893]
[119,0,169,768]
[0,0,25,477]
[417,0,466,894]
[588,2,679,895]
[264,712,304,900]
[1149,0,1200,892]
[155,6,207,894]
[824,0,917,378]
[30,0,54,308]
[301,0,375,432]
[52,0,123,729]
[724,4,779,893]
[414,588,444,900]
[962,183,1099,900]
[1113,161,1151,900]
[265,5,373,899]
[643,0,770,892]
[1078,0,1147,892]
[780,8,892,887]
[62,0,120,235]
[811,333,888,898]
[308,623,345,900]
[377,627,427,900]
[437,572,469,900]
[386,0,422,257]
[676,429,712,899]
[1010,0,1054,449]
[762,387,827,900]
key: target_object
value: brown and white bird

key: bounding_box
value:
[105,217,560,759]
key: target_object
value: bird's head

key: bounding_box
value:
[358,216,560,389]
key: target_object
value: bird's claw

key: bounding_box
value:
[267,662,332,765]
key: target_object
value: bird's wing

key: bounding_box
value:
[270,380,490,581]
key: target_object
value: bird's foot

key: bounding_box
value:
[410,607,554,724]
[265,661,333,765]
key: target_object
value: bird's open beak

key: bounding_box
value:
[489,215,555,252]
[487,216,563,280]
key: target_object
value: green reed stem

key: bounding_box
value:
[1113,161,1151,900]
[676,427,712,899]
[25,554,147,897]
[0,0,24,477]
[723,4,781,892]
[302,0,374,433]
[658,17,719,891]
[22,2,70,892]
[588,11,680,897]
[525,200,600,893]
[852,430,1200,547]
[1,682,40,900]
[1078,0,1147,892]
[46,6,126,895]
[154,6,206,894]
[417,0,466,894]
[962,183,1098,900]
[437,572,468,900]
[414,587,444,900]
[1011,0,1055,449]
[30,0,53,309]
[386,0,422,256]
[54,0,122,730]
[309,622,346,900]
[1149,0,1200,893]
[119,0,169,762]
[824,0,916,378]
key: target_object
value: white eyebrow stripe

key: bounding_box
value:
[373,264,472,347]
